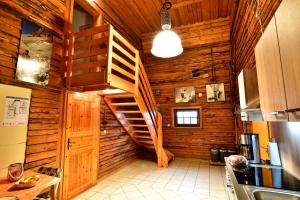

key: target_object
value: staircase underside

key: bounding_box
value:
[104,93,174,167]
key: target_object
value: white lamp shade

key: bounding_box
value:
[151,30,183,58]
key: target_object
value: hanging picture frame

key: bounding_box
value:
[175,86,196,103]
[15,19,53,86]
[206,83,225,102]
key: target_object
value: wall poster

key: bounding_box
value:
[2,96,30,126]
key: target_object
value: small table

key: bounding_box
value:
[0,171,60,200]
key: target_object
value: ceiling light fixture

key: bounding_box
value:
[151,1,183,58]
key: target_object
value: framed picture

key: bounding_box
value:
[206,83,225,102]
[15,19,53,86]
[175,86,196,103]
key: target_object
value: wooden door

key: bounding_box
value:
[275,0,300,121]
[255,17,288,121]
[63,92,100,199]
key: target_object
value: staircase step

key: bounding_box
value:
[123,124,148,127]
[115,110,141,113]
[140,144,155,149]
[128,130,150,133]
[106,94,134,98]
[133,135,152,139]
[110,102,137,106]
[164,149,175,162]
[138,140,154,145]
[119,118,145,121]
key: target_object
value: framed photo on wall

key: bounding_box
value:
[206,83,225,102]
[15,19,53,86]
[175,86,196,103]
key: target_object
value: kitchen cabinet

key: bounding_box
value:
[238,68,260,109]
[255,0,300,122]
[275,0,300,121]
[255,17,288,121]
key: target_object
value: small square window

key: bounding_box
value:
[173,107,201,128]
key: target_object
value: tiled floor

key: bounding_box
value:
[74,158,229,200]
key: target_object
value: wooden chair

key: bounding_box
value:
[34,167,62,200]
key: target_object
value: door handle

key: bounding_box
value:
[268,110,285,115]
[67,138,75,149]
[285,108,300,113]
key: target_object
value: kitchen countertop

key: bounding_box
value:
[225,157,300,200]
[225,157,250,200]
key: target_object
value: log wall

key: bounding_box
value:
[231,0,282,134]
[0,1,65,170]
[231,0,282,102]
[143,18,236,159]
[0,1,141,176]
[99,100,140,178]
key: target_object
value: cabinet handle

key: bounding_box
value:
[285,108,300,113]
[268,111,285,115]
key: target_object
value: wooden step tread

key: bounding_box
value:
[110,102,137,106]
[123,124,147,127]
[115,110,141,113]
[128,130,150,133]
[140,144,155,149]
[132,135,152,139]
[164,149,175,162]
[119,118,145,121]
[138,140,154,145]
[106,94,134,98]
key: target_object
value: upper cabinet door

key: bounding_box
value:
[275,0,300,121]
[255,17,288,121]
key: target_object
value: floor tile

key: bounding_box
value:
[72,158,229,200]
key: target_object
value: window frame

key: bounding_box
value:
[172,107,202,128]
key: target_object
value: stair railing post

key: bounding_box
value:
[134,51,139,95]
[157,112,163,167]
[66,33,74,89]
[107,25,114,85]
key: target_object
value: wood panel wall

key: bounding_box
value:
[144,45,236,159]
[99,100,140,178]
[143,17,236,159]
[231,0,282,134]
[0,1,141,178]
[0,1,65,170]
[231,0,282,102]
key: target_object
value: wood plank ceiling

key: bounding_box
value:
[98,0,234,37]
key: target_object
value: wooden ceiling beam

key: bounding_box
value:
[172,0,205,9]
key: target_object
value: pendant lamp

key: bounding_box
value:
[151,1,183,58]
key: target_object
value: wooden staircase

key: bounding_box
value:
[66,24,174,167]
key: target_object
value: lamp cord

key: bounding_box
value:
[254,0,264,34]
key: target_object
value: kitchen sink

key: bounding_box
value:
[244,186,300,200]
[253,190,300,200]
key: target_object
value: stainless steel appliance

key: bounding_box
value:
[233,165,300,191]
[239,133,261,164]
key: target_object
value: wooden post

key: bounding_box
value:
[66,33,74,89]
[157,112,168,168]
[134,50,139,96]
[107,25,114,84]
